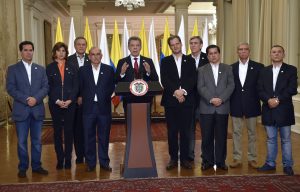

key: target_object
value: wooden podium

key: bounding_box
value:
[115,81,162,178]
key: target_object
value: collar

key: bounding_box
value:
[22,60,32,66]
[130,55,140,61]
[239,58,249,65]
[76,53,85,58]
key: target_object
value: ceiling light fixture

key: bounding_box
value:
[115,0,145,11]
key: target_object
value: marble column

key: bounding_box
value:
[286,0,299,68]
[288,0,300,134]
[231,0,249,62]
[68,0,86,37]
[216,0,234,64]
[249,0,261,61]
[173,0,191,50]
[23,0,35,41]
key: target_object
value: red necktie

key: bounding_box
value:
[134,57,139,78]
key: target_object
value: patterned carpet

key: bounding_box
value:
[41,121,204,144]
[1,175,299,192]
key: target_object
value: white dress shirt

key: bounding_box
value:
[76,53,86,67]
[121,55,143,78]
[173,54,182,78]
[272,64,282,91]
[22,60,32,85]
[130,55,140,68]
[210,63,219,86]
[92,64,101,101]
[238,59,249,87]
[192,54,200,69]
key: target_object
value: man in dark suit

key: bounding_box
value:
[161,35,197,170]
[78,47,115,172]
[257,45,297,176]
[198,45,234,171]
[67,36,90,164]
[115,36,158,111]
[187,36,209,161]
[229,43,264,169]
[6,41,49,178]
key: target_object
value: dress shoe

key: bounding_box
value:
[166,160,178,170]
[283,166,294,176]
[248,160,258,169]
[229,159,242,168]
[64,161,71,169]
[201,163,214,171]
[76,158,84,164]
[56,163,64,170]
[217,164,228,171]
[180,161,192,169]
[86,166,96,172]
[18,170,26,178]
[100,164,112,171]
[257,163,276,171]
[32,167,49,175]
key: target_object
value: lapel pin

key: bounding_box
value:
[281,71,284,73]
[184,60,186,62]
[202,57,204,59]
[251,67,253,69]
[219,71,221,74]
[35,67,37,69]
[101,72,103,74]
[66,68,68,71]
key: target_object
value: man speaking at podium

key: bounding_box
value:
[115,36,159,110]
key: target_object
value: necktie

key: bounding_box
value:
[134,57,139,79]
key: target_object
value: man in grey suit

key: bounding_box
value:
[198,44,234,171]
[6,41,49,178]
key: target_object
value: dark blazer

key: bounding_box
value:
[258,63,298,126]
[67,53,90,72]
[230,60,264,117]
[46,61,78,105]
[6,61,48,121]
[79,63,115,115]
[187,52,209,108]
[188,51,209,69]
[198,63,235,114]
[115,55,159,104]
[160,54,197,107]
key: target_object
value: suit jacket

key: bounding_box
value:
[67,53,90,100]
[46,61,78,105]
[79,63,115,115]
[230,60,264,117]
[188,51,209,69]
[197,63,235,114]
[187,52,209,108]
[6,61,49,121]
[67,53,90,72]
[258,63,298,126]
[160,54,197,107]
[115,55,159,104]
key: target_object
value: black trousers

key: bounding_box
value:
[74,104,85,161]
[165,106,193,162]
[200,113,228,166]
[49,103,75,164]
